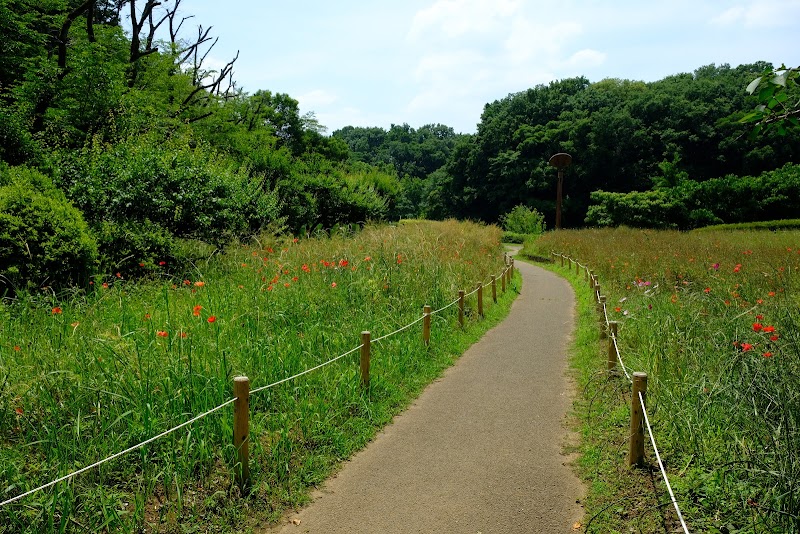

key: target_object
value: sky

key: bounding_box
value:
[159,0,800,134]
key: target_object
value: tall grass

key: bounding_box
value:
[0,220,515,532]
[526,227,800,533]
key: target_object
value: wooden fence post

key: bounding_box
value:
[511,258,515,278]
[598,295,607,339]
[576,260,580,276]
[477,283,484,318]
[501,269,506,293]
[458,290,465,327]
[233,376,250,491]
[491,275,497,303]
[423,305,432,345]
[584,267,589,282]
[360,331,371,387]
[607,321,619,371]
[629,372,648,467]
[560,254,565,267]
[589,270,595,287]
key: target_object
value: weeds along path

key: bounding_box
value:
[271,259,584,533]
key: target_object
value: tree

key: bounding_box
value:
[741,64,800,135]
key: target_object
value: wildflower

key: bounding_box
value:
[614,307,622,313]
[302,264,310,273]
[763,325,775,333]
[756,314,764,320]
[292,276,298,282]
[397,254,403,264]
[102,283,109,289]
[724,300,731,306]
[768,291,776,297]
[763,352,773,358]
[712,263,720,270]
[207,316,216,323]
[13,346,20,351]
[293,237,299,243]
[139,262,145,267]
[183,279,191,286]
[70,322,79,328]
[741,343,753,352]
[193,305,202,317]
[194,281,205,287]
[331,282,337,288]
[144,313,151,320]
[704,287,711,293]
[648,304,653,310]
[770,335,779,341]
[364,256,372,262]
[15,407,23,415]
[116,272,121,278]
[756,299,763,305]
[157,330,168,337]
[284,283,290,288]
[267,247,274,254]
[733,264,741,273]
[752,323,763,332]
[51,307,62,314]
[339,259,349,268]
[241,263,247,268]
[159,261,166,266]
[180,332,188,338]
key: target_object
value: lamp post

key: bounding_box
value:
[548,153,572,230]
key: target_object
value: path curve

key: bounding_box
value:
[272,260,584,533]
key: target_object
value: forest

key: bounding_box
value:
[1,0,799,294]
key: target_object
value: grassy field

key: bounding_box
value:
[0,220,519,533]
[524,227,800,533]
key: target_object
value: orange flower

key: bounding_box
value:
[331,282,337,288]
[768,291,776,297]
[193,305,202,317]
[364,256,372,261]
[15,407,23,415]
[13,346,20,351]
[180,332,188,338]
[51,307,62,314]
[194,281,205,287]
[763,352,773,358]
[183,279,191,286]
[157,330,168,337]
[207,316,216,323]
[704,287,711,293]
[144,313,151,320]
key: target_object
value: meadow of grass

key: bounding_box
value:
[525,227,800,533]
[0,220,518,533]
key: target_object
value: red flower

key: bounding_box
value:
[331,282,337,288]
[763,325,775,333]
[157,330,168,337]
[207,316,216,323]
[339,259,349,268]
[180,332,188,338]
[158,261,166,266]
[733,264,741,273]
[292,276,298,282]
[284,283,290,288]
[756,314,764,320]
[15,407,23,415]
[193,305,202,317]
[293,238,299,243]
[704,287,711,293]
[302,264,310,273]
[768,291,776,297]
[770,335,779,341]
[116,272,121,278]
[139,262,145,267]
[752,323,763,332]
[741,343,753,352]
[194,281,205,287]
[144,313,151,320]
[102,283,109,289]
[763,352,773,358]
[51,307,62,314]
[614,307,622,313]
[364,256,372,261]
[13,345,20,351]
[183,279,191,286]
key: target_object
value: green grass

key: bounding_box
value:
[524,228,800,533]
[0,220,521,533]
[693,219,800,232]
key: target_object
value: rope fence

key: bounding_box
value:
[1,255,517,508]
[552,252,690,534]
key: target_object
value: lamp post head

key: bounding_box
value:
[548,153,572,170]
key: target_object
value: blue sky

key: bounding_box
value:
[156,0,800,134]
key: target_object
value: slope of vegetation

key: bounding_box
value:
[0,220,519,532]
[525,228,800,533]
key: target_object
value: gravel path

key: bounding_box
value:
[271,259,584,533]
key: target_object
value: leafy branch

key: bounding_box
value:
[740,64,800,135]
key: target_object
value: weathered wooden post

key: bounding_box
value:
[560,254,565,267]
[233,376,250,490]
[576,260,580,276]
[423,305,432,345]
[589,270,595,287]
[360,331,371,387]
[607,321,619,371]
[629,372,648,467]
[511,258,515,278]
[458,290,465,327]
[477,283,484,318]
[501,269,507,293]
[598,295,607,339]
[491,275,497,303]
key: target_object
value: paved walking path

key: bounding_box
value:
[272,259,584,533]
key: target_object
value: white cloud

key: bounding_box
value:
[408,0,521,40]
[711,0,800,27]
[505,19,583,63]
[296,89,338,109]
[566,49,608,68]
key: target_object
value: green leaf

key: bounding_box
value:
[746,76,762,95]
[771,71,789,87]
[758,85,776,102]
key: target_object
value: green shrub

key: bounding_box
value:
[93,219,176,276]
[501,231,527,243]
[0,170,97,293]
[499,205,546,235]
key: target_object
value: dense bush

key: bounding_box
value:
[499,205,546,235]
[93,219,176,276]
[0,168,96,293]
[586,163,800,229]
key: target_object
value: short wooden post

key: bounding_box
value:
[423,305,431,345]
[491,275,497,303]
[598,295,607,339]
[560,254,565,267]
[233,376,250,490]
[501,269,506,293]
[588,270,595,287]
[477,283,484,318]
[629,372,648,467]
[511,258,515,277]
[458,290,465,327]
[607,321,619,371]
[360,331,371,387]
[576,260,580,276]
[584,267,589,281]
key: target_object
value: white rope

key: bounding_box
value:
[611,333,633,382]
[250,344,364,395]
[431,297,461,316]
[372,316,426,344]
[0,397,236,508]
[639,391,691,533]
